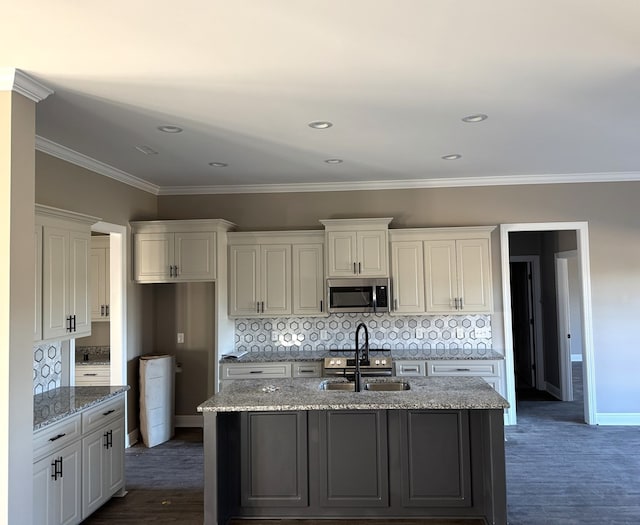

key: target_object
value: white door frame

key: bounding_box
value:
[509,255,545,390]
[500,222,596,425]
[92,221,129,440]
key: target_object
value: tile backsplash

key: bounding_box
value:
[234,313,492,353]
[33,341,62,394]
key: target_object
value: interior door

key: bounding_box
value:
[510,261,536,390]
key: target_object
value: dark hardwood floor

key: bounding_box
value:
[83,365,640,524]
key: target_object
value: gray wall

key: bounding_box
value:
[159,182,640,414]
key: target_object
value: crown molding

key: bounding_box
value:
[157,171,640,195]
[0,68,53,102]
[36,136,160,195]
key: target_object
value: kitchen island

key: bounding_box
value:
[198,376,508,525]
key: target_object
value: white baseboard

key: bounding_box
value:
[596,413,640,426]
[126,428,139,448]
[571,354,583,362]
[175,415,204,428]
[545,382,562,400]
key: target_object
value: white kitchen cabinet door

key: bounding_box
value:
[90,237,109,321]
[174,231,216,281]
[229,245,260,316]
[424,240,458,313]
[456,238,492,313]
[261,244,291,316]
[133,233,173,282]
[293,244,325,316]
[34,224,43,341]
[357,230,388,277]
[391,241,425,313]
[82,420,123,519]
[43,226,70,340]
[326,231,357,277]
[68,231,91,337]
[33,440,82,525]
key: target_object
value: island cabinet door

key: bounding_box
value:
[240,412,308,507]
[398,410,471,507]
[318,410,389,508]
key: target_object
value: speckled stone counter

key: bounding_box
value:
[198,376,508,413]
[34,385,129,431]
[220,347,503,363]
[76,345,111,365]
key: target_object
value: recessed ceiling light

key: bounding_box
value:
[442,154,462,160]
[461,114,488,123]
[157,125,183,133]
[135,145,159,155]
[308,121,333,129]
[324,158,343,164]
[208,162,228,167]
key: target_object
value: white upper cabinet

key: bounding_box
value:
[37,205,98,342]
[390,227,494,315]
[131,220,235,283]
[228,232,325,318]
[320,218,392,278]
[391,241,425,314]
[229,243,291,317]
[90,236,110,321]
[424,237,492,313]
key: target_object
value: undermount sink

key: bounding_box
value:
[320,381,356,391]
[319,381,410,392]
[365,381,410,391]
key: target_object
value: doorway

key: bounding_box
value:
[500,222,596,425]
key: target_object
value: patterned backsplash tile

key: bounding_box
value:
[235,313,492,353]
[33,341,62,395]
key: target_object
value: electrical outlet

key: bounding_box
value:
[455,327,464,339]
[475,327,491,338]
[271,331,279,342]
[321,330,329,340]
[177,332,184,344]
[415,328,425,338]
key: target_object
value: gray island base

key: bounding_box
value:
[198,377,509,525]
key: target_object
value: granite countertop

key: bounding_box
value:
[34,386,129,431]
[76,345,110,366]
[198,376,509,413]
[221,348,503,363]
[76,359,111,366]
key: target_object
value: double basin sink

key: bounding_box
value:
[320,380,410,392]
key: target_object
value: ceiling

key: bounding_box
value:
[2,1,640,195]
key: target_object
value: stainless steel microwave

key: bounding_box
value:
[326,278,390,313]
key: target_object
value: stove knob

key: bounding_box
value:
[329,360,335,365]
[375,359,380,365]
[381,359,387,365]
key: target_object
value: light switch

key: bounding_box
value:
[415,328,425,338]
[456,327,464,338]
[177,332,184,344]
[271,331,279,342]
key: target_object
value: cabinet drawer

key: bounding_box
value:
[427,360,500,377]
[75,365,110,386]
[33,414,82,462]
[395,361,426,377]
[292,362,322,378]
[221,363,292,380]
[82,396,125,434]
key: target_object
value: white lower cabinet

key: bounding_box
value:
[82,419,125,517]
[33,394,125,525]
[33,440,82,525]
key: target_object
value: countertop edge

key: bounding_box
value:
[34,386,130,431]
